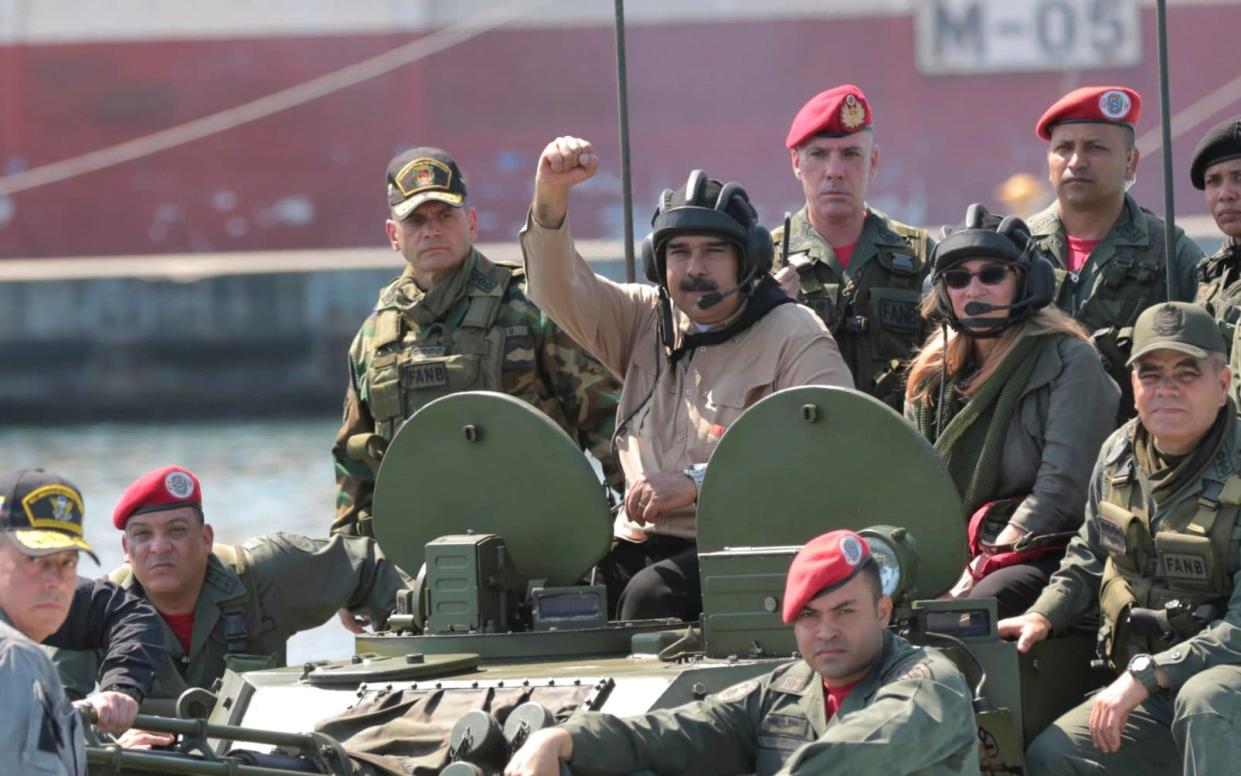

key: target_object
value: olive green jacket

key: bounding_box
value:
[1027,194,1203,334]
[562,631,979,776]
[1029,418,1241,691]
[905,335,1119,537]
[1196,239,1241,355]
[772,207,933,407]
[51,532,410,707]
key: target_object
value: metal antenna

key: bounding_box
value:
[1155,0,1176,299]
[613,0,636,282]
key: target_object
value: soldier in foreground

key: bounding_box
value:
[504,529,979,775]
[1000,302,1241,774]
[52,465,410,747]
[1189,115,1241,399]
[0,469,93,775]
[522,136,850,621]
[332,146,620,536]
[1027,86,1204,419]
[772,84,933,409]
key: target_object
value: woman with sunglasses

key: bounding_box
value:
[904,205,1120,617]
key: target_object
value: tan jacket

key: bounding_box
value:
[520,215,851,541]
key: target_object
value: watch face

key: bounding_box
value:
[1130,654,1152,671]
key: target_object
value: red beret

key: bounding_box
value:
[786,84,873,149]
[1035,86,1142,141]
[113,466,202,530]
[782,529,873,623]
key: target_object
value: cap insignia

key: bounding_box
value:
[412,163,436,187]
[1152,304,1184,336]
[1099,90,1132,120]
[840,96,866,130]
[164,471,195,499]
[840,534,864,566]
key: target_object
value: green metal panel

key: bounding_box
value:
[372,391,612,586]
[697,386,967,598]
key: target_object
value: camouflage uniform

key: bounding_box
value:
[1027,194,1204,416]
[562,631,979,776]
[332,248,621,535]
[771,207,933,409]
[51,532,409,709]
[1024,411,1241,774]
[1194,239,1241,358]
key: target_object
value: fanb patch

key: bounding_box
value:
[878,298,919,332]
[404,362,448,389]
[1159,552,1209,581]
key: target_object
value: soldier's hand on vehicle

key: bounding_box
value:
[996,612,1051,653]
[1088,672,1148,753]
[533,137,598,229]
[85,689,139,735]
[117,728,176,749]
[336,607,371,634]
[504,727,573,776]
[775,265,800,299]
[624,473,699,525]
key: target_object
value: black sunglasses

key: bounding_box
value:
[941,265,1011,290]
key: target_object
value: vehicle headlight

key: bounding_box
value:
[858,525,922,602]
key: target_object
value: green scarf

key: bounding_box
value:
[1134,403,1234,507]
[400,249,479,326]
[915,335,1048,516]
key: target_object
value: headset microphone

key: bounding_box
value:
[695,265,760,310]
[963,299,1033,316]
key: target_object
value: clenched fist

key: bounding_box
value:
[533,136,600,229]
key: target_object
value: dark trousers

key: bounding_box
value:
[594,536,701,622]
[965,553,1064,619]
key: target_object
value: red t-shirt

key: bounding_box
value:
[161,611,195,654]
[1066,236,1099,274]
[825,679,863,719]
[834,243,857,270]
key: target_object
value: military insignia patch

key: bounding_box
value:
[899,661,934,681]
[1097,517,1128,556]
[404,362,449,389]
[1152,304,1184,336]
[504,325,530,338]
[878,298,919,332]
[469,270,498,292]
[840,534,864,567]
[840,94,866,130]
[412,163,436,187]
[714,678,760,702]
[1099,90,1132,120]
[1159,552,1209,581]
[164,470,196,500]
[21,484,84,527]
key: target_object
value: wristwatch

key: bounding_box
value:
[1127,653,1162,695]
[683,463,707,491]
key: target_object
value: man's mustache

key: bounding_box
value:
[679,277,719,292]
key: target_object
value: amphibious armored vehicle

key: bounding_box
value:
[83,387,1101,775]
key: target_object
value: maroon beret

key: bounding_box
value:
[786,84,873,149]
[113,466,202,530]
[782,529,873,623]
[1035,86,1142,141]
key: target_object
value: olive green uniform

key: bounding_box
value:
[51,532,409,709]
[1027,195,1204,415]
[771,207,933,409]
[1194,240,1241,357]
[332,249,622,535]
[562,631,979,775]
[1023,414,1241,774]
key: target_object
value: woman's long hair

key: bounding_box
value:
[905,293,1090,405]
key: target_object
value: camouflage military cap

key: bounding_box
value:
[1127,302,1226,365]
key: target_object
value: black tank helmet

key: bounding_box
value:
[928,204,1057,337]
[641,170,773,291]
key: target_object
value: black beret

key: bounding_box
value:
[1190,115,1241,190]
